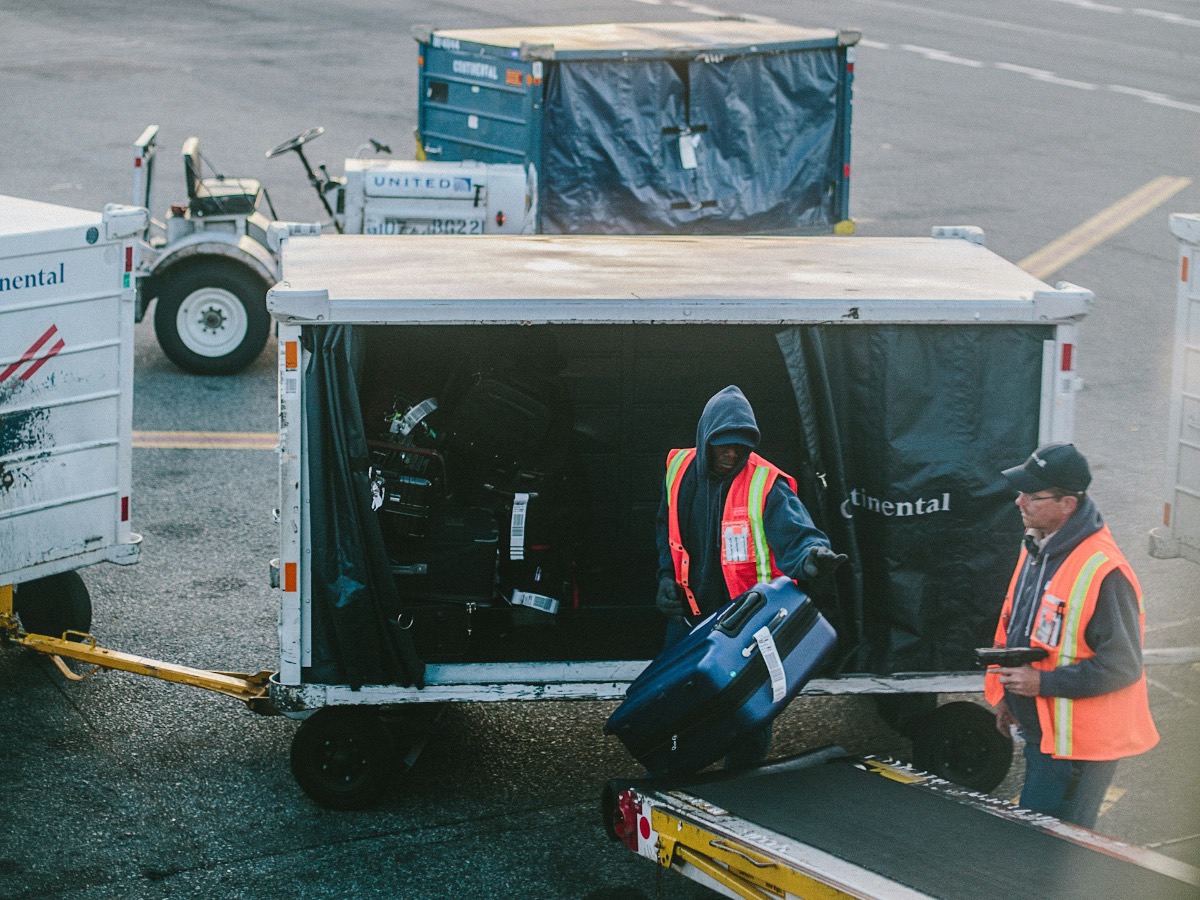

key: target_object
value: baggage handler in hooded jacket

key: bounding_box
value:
[985,443,1158,829]
[654,385,845,769]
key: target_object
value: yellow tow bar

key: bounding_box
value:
[1,584,275,713]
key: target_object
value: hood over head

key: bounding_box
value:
[696,386,760,481]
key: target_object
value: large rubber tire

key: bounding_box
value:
[911,700,1013,793]
[153,261,270,376]
[14,570,92,639]
[290,707,396,810]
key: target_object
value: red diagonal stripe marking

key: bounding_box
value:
[1,324,58,382]
[19,337,66,381]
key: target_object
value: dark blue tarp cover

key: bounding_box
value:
[540,49,841,234]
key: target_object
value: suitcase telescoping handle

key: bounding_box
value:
[715,590,766,637]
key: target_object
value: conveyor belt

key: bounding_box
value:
[691,758,1198,900]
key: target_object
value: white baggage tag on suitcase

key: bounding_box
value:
[753,625,788,702]
[510,492,530,560]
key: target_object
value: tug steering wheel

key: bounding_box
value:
[265,126,325,159]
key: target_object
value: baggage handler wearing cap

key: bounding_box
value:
[654,385,845,769]
[985,443,1158,828]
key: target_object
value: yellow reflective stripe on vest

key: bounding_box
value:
[666,449,691,494]
[1053,551,1108,758]
[747,465,772,584]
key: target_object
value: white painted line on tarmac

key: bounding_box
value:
[994,62,1099,89]
[1148,833,1200,851]
[668,1,730,17]
[861,37,1200,115]
[900,44,985,66]
[1043,0,1200,24]
[624,0,1200,114]
[1045,0,1123,13]
[1146,675,1199,706]
[1132,7,1200,26]
[1109,84,1200,113]
[1145,616,1200,634]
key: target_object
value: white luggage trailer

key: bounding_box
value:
[0,197,146,638]
[1150,213,1200,565]
[265,230,1090,808]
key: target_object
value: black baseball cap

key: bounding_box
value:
[1001,442,1092,494]
[708,428,758,448]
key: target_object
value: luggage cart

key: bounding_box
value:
[265,228,1094,808]
[602,746,1200,900]
[0,197,146,638]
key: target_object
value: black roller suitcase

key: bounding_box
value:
[389,505,498,603]
[442,374,555,463]
[604,577,836,778]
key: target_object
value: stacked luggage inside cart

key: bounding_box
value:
[366,370,589,661]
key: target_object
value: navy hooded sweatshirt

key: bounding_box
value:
[655,386,831,618]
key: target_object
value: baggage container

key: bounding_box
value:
[604,577,836,778]
[415,21,858,235]
[0,197,146,634]
[266,229,1091,808]
[1150,213,1200,565]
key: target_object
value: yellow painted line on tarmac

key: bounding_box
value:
[1098,785,1125,818]
[133,430,276,450]
[1019,175,1192,281]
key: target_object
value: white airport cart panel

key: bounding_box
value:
[341,158,536,236]
[1151,213,1200,564]
[0,197,146,585]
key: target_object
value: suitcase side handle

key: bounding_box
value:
[716,590,766,638]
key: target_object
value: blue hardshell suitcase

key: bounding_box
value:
[604,577,836,778]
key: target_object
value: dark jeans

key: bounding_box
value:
[1019,735,1119,829]
[663,617,772,771]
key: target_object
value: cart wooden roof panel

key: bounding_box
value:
[270,233,1092,326]
[431,21,845,58]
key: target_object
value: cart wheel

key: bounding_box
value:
[875,693,938,738]
[290,707,395,810]
[14,571,91,639]
[911,700,1012,793]
[154,260,270,376]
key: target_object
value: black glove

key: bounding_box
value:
[802,545,847,580]
[655,576,685,617]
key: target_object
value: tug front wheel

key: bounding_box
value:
[154,261,270,376]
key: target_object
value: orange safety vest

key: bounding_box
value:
[664,448,798,617]
[984,525,1158,760]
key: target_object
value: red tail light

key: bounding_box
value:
[614,790,641,851]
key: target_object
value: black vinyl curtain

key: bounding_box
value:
[302,325,425,688]
[777,324,1046,673]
